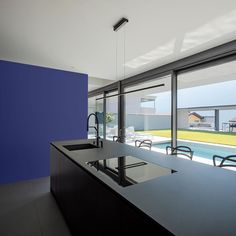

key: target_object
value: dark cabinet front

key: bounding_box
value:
[50,145,172,236]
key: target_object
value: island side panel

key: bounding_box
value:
[50,145,172,236]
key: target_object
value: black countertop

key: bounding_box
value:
[51,139,236,236]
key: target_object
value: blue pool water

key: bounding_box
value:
[154,141,236,160]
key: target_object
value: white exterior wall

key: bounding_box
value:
[177,110,189,129]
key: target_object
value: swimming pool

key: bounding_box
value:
[153,141,236,160]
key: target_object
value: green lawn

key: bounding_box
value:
[141,129,236,146]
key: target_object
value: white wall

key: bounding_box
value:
[178,110,189,129]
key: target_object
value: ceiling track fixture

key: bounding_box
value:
[96,83,165,100]
[113,17,129,32]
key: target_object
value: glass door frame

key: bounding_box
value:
[174,54,236,149]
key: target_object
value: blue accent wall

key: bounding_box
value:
[0,60,88,184]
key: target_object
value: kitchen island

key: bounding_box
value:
[51,139,236,236]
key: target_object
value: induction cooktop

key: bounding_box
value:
[86,155,176,187]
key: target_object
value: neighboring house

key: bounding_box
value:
[140,97,156,114]
[188,112,204,123]
[126,94,156,115]
[204,116,215,125]
[188,112,214,128]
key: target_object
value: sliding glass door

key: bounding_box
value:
[177,59,236,165]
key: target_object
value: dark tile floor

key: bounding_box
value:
[0,177,71,236]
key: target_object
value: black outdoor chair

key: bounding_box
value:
[135,139,152,150]
[229,123,236,132]
[213,155,236,168]
[112,135,125,143]
[166,145,193,160]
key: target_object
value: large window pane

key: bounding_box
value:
[105,91,118,140]
[88,95,104,138]
[177,60,236,168]
[124,75,171,152]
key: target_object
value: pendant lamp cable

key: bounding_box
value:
[123,26,126,80]
[116,31,118,81]
[113,17,129,81]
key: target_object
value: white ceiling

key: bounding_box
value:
[1,0,236,91]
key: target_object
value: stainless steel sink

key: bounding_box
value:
[63,143,98,151]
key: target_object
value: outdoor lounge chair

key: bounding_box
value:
[125,126,136,141]
[135,139,152,150]
[105,125,118,138]
[166,145,193,160]
[213,155,236,168]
